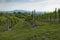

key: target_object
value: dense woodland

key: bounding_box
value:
[0,8,60,40]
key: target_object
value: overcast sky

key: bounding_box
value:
[0,0,60,12]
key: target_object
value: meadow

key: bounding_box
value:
[0,8,60,40]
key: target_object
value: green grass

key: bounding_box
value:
[0,19,60,40]
[0,12,60,40]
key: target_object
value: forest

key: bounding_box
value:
[0,8,60,40]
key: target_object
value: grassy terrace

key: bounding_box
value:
[0,9,60,40]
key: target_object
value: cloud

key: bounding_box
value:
[0,0,60,12]
[0,0,45,3]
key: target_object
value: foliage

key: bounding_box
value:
[0,9,60,40]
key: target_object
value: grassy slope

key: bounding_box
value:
[0,20,60,40]
[0,13,60,40]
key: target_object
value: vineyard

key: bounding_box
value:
[0,8,60,40]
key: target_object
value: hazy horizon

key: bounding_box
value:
[0,0,60,12]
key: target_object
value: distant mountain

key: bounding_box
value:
[36,11,44,14]
[0,10,30,12]
[0,10,44,14]
[14,10,30,13]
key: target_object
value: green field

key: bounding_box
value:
[0,9,60,40]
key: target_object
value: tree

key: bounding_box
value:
[58,8,60,22]
[54,8,57,22]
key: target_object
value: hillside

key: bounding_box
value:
[0,9,60,40]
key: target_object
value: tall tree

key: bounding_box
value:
[54,8,57,22]
[58,8,60,22]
